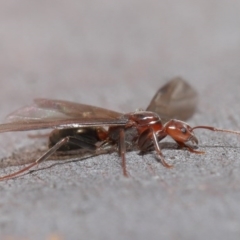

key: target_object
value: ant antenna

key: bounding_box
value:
[192,126,240,136]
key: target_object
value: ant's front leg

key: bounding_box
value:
[151,130,173,168]
[138,128,172,168]
[175,141,205,154]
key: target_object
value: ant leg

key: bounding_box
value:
[0,136,97,181]
[151,130,173,168]
[176,141,205,154]
[119,128,128,177]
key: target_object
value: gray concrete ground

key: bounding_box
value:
[0,1,240,239]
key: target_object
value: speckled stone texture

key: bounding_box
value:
[0,1,240,239]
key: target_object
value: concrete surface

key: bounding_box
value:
[0,1,240,239]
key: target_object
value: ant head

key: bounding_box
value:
[164,119,198,144]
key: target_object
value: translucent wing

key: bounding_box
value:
[146,77,198,123]
[7,98,122,121]
[0,99,126,133]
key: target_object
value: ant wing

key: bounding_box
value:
[146,77,198,123]
[7,98,122,121]
[0,118,127,133]
[0,99,126,133]
[33,99,122,119]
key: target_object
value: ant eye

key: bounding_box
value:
[181,127,187,134]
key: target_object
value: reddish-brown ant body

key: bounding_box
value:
[0,78,239,180]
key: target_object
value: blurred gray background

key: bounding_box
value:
[0,1,240,239]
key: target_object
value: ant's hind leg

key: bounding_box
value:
[0,136,97,181]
